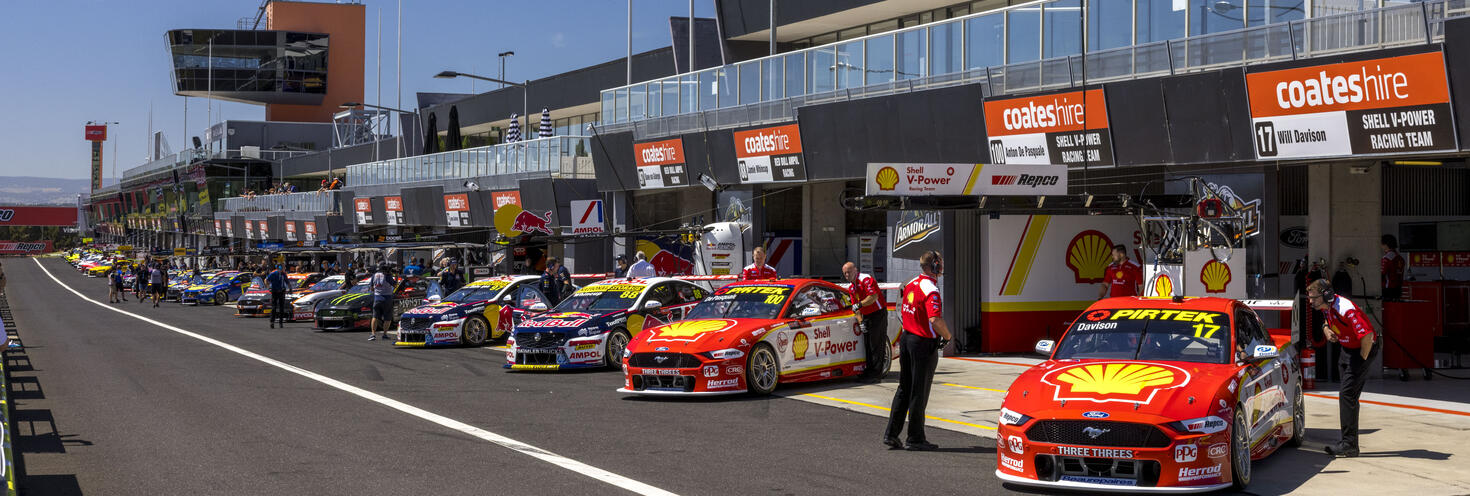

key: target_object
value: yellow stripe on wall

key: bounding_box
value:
[999,215,1051,296]
[961,164,984,194]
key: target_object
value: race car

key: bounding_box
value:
[313,277,433,331]
[618,279,880,395]
[166,273,214,302]
[180,271,253,305]
[994,296,1303,493]
[288,275,350,321]
[505,278,709,371]
[396,276,545,347]
[235,272,326,317]
[86,260,119,277]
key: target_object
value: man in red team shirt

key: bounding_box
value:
[1381,234,1405,301]
[884,251,953,451]
[1098,244,1142,299]
[1308,279,1378,457]
[740,246,778,281]
[843,262,887,383]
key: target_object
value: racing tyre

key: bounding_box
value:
[214,290,228,306]
[746,344,779,396]
[1230,406,1252,491]
[1286,379,1306,448]
[603,329,630,368]
[462,316,489,347]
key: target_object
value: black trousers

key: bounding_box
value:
[861,310,889,378]
[886,332,939,443]
[1338,341,1380,449]
[270,290,287,324]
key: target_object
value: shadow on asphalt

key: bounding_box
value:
[3,306,88,495]
[18,475,82,496]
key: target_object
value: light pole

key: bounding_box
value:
[340,101,423,160]
[498,51,515,89]
[435,71,527,142]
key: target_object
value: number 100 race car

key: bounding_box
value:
[995,296,1303,493]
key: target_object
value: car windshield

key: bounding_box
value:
[205,274,233,285]
[348,282,372,293]
[443,286,503,304]
[1053,308,1231,364]
[308,278,341,291]
[554,283,645,312]
[686,284,793,320]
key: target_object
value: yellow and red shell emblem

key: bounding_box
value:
[1153,274,1174,297]
[1200,260,1231,293]
[1041,362,1191,404]
[792,331,810,360]
[1065,230,1114,284]
[875,166,899,191]
[650,319,736,341]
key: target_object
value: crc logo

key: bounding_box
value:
[0,209,12,222]
[1254,121,1278,157]
[1175,444,1198,463]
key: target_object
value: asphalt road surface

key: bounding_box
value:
[4,258,1002,496]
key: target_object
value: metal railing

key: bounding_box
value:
[345,135,595,188]
[600,0,1463,137]
[122,148,310,179]
[220,190,339,212]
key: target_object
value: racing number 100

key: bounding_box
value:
[1193,323,1221,339]
[764,295,784,305]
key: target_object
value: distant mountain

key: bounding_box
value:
[0,176,114,205]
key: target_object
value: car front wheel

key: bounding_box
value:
[1231,406,1252,491]
[746,344,779,395]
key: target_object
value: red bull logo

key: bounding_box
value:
[512,210,554,235]
[635,239,695,276]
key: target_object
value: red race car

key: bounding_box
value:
[996,296,1303,493]
[619,278,887,396]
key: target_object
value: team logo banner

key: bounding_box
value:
[865,163,1067,196]
[354,198,372,225]
[569,200,605,235]
[285,222,297,242]
[0,241,52,255]
[1246,51,1455,159]
[732,123,806,183]
[633,138,689,189]
[984,88,1113,167]
[303,222,317,242]
[444,193,470,227]
[384,196,404,225]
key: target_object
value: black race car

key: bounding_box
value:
[313,277,432,331]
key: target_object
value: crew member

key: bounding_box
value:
[843,262,888,383]
[613,254,630,279]
[539,258,568,306]
[149,262,166,308]
[1381,235,1406,302]
[1099,244,1142,299]
[740,246,778,281]
[627,252,656,279]
[439,260,466,297]
[1308,279,1379,457]
[884,251,953,451]
[368,264,397,342]
[266,264,289,329]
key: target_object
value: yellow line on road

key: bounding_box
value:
[940,382,1008,394]
[800,393,996,430]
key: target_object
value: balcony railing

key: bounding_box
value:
[345,135,595,188]
[600,0,1464,135]
[122,148,310,179]
[220,190,339,213]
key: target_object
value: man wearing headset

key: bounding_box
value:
[1307,278,1378,457]
[884,251,953,451]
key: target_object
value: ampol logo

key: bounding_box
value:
[1041,361,1191,404]
[1200,259,1232,293]
[1065,230,1114,284]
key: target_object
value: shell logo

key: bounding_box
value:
[1153,274,1174,297]
[1200,260,1232,294]
[654,319,736,339]
[875,166,899,191]
[1065,230,1114,284]
[1041,362,1191,404]
[792,331,809,360]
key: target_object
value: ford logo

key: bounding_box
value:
[1279,226,1308,249]
[655,347,669,351]
[1082,411,1110,419]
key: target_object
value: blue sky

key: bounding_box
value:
[0,0,716,180]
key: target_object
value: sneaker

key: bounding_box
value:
[905,441,938,451]
[882,435,904,449]
[269,322,275,329]
[1324,444,1359,457]
[367,335,377,341]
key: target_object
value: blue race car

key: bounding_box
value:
[181,271,253,305]
[396,275,547,347]
[505,277,709,371]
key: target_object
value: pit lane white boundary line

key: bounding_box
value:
[33,258,678,496]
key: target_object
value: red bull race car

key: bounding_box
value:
[505,278,708,370]
[395,276,546,347]
[995,296,1303,493]
[619,279,878,396]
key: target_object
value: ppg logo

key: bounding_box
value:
[1174,444,1198,463]
[1254,122,1278,157]
[988,140,1006,164]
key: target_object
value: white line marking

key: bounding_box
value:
[33,258,677,496]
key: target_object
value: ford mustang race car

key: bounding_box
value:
[288,275,349,321]
[505,278,709,371]
[619,279,885,395]
[396,276,545,347]
[314,277,432,331]
[235,272,325,317]
[181,271,253,305]
[994,296,1302,493]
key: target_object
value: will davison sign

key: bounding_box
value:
[866,163,1067,196]
[633,138,689,189]
[1246,51,1456,159]
[983,88,1114,167]
[732,123,806,183]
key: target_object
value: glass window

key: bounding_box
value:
[763,58,784,100]
[838,26,867,40]
[1192,0,1245,35]
[628,83,646,121]
[1089,0,1135,51]
[1008,6,1042,63]
[835,41,864,89]
[699,70,718,110]
[715,67,736,108]
[661,78,680,116]
[950,5,971,17]
[647,83,661,117]
[613,88,628,123]
[600,91,614,123]
[865,35,895,85]
[681,74,698,112]
[784,52,805,97]
[932,20,963,75]
[739,61,762,104]
[1043,0,1082,58]
[1137,0,1187,43]
[812,32,838,46]
[809,47,835,93]
[1256,0,1306,24]
[967,14,1005,69]
[870,19,900,35]
[895,27,925,80]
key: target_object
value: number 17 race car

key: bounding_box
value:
[995,296,1303,493]
[505,278,709,371]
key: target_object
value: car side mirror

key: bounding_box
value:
[643,300,663,310]
[427,295,441,304]
[529,302,548,312]
[1035,340,1055,356]
[501,294,515,304]
[1251,344,1279,361]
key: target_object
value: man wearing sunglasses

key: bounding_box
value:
[1306,279,1378,458]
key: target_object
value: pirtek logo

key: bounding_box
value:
[991,174,1060,187]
